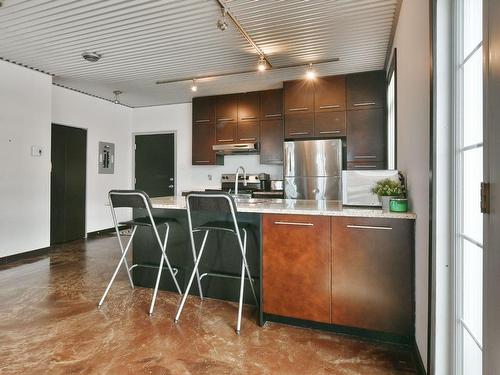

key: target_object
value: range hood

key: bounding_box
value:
[212,143,259,155]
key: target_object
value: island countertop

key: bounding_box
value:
[150,196,416,220]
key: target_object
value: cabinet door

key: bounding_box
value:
[331,217,414,335]
[237,120,259,143]
[314,111,346,137]
[192,122,216,165]
[260,119,283,164]
[216,94,238,122]
[263,214,331,323]
[284,80,314,114]
[238,92,260,122]
[346,108,386,163]
[315,75,346,112]
[215,121,237,144]
[260,89,283,120]
[284,113,314,139]
[193,96,215,124]
[346,70,386,110]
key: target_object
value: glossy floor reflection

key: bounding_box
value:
[0,235,420,374]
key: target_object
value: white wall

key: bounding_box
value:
[132,103,282,193]
[390,0,431,368]
[52,86,133,233]
[0,60,52,258]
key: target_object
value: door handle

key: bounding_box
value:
[353,102,376,107]
[168,185,174,188]
[239,137,256,141]
[217,117,234,122]
[319,130,341,134]
[195,119,210,123]
[289,131,309,135]
[289,107,308,112]
[274,221,314,227]
[241,116,256,120]
[346,224,392,231]
[354,155,377,159]
[319,104,341,109]
[217,138,234,142]
[265,113,282,118]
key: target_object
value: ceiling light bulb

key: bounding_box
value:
[190,80,198,92]
[306,63,316,80]
[113,90,122,104]
[258,56,267,71]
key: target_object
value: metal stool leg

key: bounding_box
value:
[236,229,248,334]
[149,251,165,315]
[112,218,135,289]
[236,229,258,307]
[189,229,207,300]
[174,230,209,323]
[152,223,182,295]
[98,226,137,308]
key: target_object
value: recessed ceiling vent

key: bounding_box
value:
[82,52,102,62]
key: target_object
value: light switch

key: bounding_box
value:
[31,146,43,157]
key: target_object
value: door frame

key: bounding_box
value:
[131,131,177,196]
[50,123,88,243]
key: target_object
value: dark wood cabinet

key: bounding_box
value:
[284,113,314,139]
[331,217,414,336]
[346,70,386,110]
[215,121,237,144]
[346,108,386,165]
[314,111,346,137]
[192,122,216,165]
[237,120,259,143]
[193,96,215,124]
[260,89,283,120]
[216,94,238,122]
[284,80,314,114]
[260,119,283,164]
[315,75,346,112]
[263,214,331,323]
[238,92,260,122]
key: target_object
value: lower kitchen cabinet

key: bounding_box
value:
[262,214,331,323]
[331,217,414,336]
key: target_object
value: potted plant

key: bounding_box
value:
[371,178,406,212]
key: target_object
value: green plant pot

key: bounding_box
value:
[390,198,408,212]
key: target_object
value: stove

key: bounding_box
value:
[220,173,269,194]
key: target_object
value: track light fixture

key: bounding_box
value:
[113,90,122,104]
[217,8,228,31]
[257,55,267,72]
[190,79,198,92]
[306,63,316,80]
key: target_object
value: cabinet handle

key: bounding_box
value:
[195,119,210,123]
[217,138,234,142]
[265,113,282,118]
[346,224,392,231]
[274,221,314,227]
[319,130,341,134]
[354,155,377,159]
[352,165,377,168]
[218,117,234,121]
[239,137,256,141]
[289,107,308,112]
[353,102,376,107]
[168,185,174,188]
[289,131,310,135]
[319,104,340,109]
[195,160,210,163]
[241,116,256,120]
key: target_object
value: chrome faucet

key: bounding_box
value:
[234,166,247,196]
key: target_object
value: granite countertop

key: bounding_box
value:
[150,196,417,220]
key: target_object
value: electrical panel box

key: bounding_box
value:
[98,141,115,174]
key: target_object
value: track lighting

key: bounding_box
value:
[82,51,102,62]
[190,79,198,92]
[306,63,316,80]
[217,8,228,31]
[113,90,122,104]
[257,55,267,71]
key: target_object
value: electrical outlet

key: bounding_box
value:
[208,174,212,181]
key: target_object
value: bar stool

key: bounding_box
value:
[98,190,182,315]
[174,192,258,334]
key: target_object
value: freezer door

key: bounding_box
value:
[284,176,342,200]
[284,139,342,177]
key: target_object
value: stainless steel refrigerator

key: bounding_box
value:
[284,139,342,200]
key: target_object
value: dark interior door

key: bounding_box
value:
[135,133,175,197]
[51,124,87,245]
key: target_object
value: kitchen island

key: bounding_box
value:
[132,196,416,344]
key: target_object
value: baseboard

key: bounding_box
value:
[413,338,427,375]
[0,246,51,265]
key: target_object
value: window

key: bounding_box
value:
[454,0,483,374]
[387,49,397,170]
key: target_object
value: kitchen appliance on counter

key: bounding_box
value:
[284,139,342,200]
[342,170,401,206]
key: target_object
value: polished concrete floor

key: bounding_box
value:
[0,234,420,375]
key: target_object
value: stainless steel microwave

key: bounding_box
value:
[342,170,400,207]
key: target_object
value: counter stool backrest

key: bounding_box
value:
[186,191,236,214]
[109,190,152,210]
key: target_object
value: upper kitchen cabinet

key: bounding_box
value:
[314,75,346,112]
[260,119,283,164]
[192,122,217,165]
[284,79,314,114]
[347,108,386,167]
[216,94,238,122]
[260,89,283,120]
[193,96,215,124]
[346,70,386,110]
[238,92,260,122]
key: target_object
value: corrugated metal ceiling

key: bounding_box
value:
[0,0,400,107]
